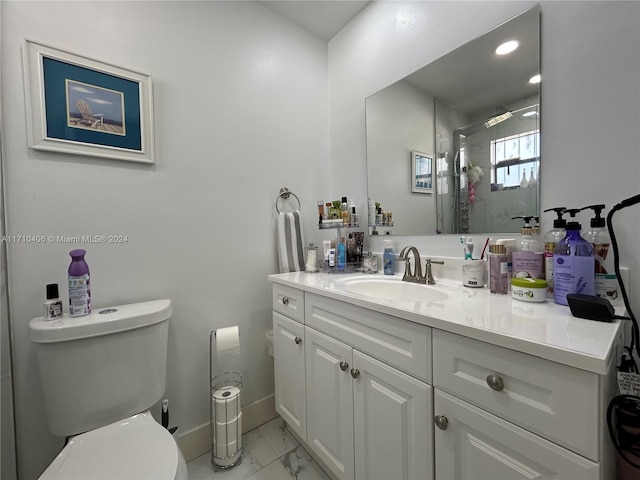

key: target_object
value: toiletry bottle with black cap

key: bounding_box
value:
[543,207,567,298]
[581,204,619,304]
[44,283,63,320]
[553,209,594,306]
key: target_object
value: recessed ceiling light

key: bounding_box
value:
[522,111,538,118]
[495,40,519,55]
[529,74,541,84]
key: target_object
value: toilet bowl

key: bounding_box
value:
[39,411,187,480]
[29,299,186,480]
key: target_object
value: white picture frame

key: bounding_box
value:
[23,39,155,163]
[411,150,434,193]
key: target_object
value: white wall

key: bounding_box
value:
[329,0,640,308]
[3,1,640,478]
[1,1,329,478]
[366,80,437,235]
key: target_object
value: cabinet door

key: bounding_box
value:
[273,312,306,440]
[434,389,599,479]
[305,327,355,480]
[353,350,432,480]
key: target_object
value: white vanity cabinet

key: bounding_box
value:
[273,312,306,439]
[270,278,618,480]
[272,283,306,439]
[432,330,608,479]
[272,288,433,480]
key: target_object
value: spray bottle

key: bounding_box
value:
[68,249,91,317]
[511,216,544,279]
[543,207,567,298]
[581,204,619,305]
[553,209,594,305]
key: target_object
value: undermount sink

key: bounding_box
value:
[337,277,450,303]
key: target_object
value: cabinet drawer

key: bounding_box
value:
[434,389,599,479]
[272,284,304,323]
[433,330,599,461]
[305,293,431,382]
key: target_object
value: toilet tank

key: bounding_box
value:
[29,299,172,437]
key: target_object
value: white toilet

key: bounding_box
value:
[28,299,188,480]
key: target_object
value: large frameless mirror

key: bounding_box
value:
[366,5,540,235]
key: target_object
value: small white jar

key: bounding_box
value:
[511,278,547,303]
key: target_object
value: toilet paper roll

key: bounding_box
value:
[212,386,241,421]
[213,412,242,445]
[215,326,241,373]
[216,326,240,359]
[213,446,242,467]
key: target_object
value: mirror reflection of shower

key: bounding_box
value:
[437,99,540,234]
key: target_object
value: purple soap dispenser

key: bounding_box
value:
[68,249,91,317]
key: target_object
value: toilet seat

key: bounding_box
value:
[39,411,187,480]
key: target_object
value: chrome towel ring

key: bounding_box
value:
[275,187,301,213]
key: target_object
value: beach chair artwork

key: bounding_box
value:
[75,99,104,128]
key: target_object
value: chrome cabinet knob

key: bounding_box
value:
[486,374,505,391]
[434,415,449,430]
[281,297,289,305]
[340,362,349,371]
[350,368,360,379]
[294,336,302,345]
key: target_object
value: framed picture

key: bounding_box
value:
[23,40,154,163]
[411,150,434,193]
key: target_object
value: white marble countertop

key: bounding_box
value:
[268,270,623,375]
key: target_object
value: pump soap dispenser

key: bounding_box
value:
[553,209,595,305]
[543,207,567,298]
[511,216,544,279]
[581,204,619,304]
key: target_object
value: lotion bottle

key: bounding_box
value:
[383,240,395,275]
[543,207,567,298]
[581,204,619,304]
[553,209,594,305]
[68,249,91,317]
[511,216,544,279]
[337,237,346,271]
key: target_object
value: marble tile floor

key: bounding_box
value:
[187,417,332,480]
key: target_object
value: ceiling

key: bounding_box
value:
[403,6,539,116]
[259,1,371,41]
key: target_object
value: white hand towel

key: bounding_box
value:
[277,210,305,273]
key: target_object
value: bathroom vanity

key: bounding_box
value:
[269,271,622,480]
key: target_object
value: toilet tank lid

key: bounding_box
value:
[29,299,172,344]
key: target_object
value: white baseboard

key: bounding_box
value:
[176,393,277,463]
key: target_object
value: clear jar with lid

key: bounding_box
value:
[488,244,510,294]
[305,243,319,272]
[362,252,378,274]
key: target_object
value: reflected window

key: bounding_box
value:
[491,130,539,190]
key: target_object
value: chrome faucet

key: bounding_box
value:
[424,258,445,285]
[399,246,424,284]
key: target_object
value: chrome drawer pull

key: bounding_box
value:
[434,415,449,430]
[340,361,349,371]
[281,297,289,305]
[294,336,302,345]
[350,368,360,379]
[486,374,505,391]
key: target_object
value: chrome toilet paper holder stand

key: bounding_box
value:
[210,329,243,471]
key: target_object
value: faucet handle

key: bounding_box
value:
[423,258,444,285]
[425,258,445,265]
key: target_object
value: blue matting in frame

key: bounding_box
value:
[43,57,142,151]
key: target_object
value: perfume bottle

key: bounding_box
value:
[44,283,63,320]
